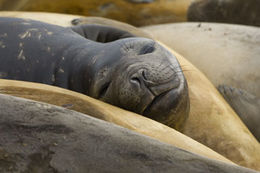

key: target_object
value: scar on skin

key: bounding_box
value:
[51,75,55,82]
[21,22,31,25]
[0,33,7,38]
[19,43,24,48]
[19,31,31,39]
[17,49,26,60]
[0,41,6,48]
[28,28,38,31]
[58,68,65,73]
[91,55,99,65]
[19,29,39,39]
[38,34,42,40]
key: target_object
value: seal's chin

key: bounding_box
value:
[142,87,185,124]
[142,91,168,115]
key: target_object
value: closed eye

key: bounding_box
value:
[138,44,155,55]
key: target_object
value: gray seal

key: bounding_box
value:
[0,17,189,130]
[218,85,260,142]
[0,94,258,173]
[188,0,260,27]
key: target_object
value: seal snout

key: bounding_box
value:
[128,63,184,118]
[99,38,189,130]
[130,68,181,96]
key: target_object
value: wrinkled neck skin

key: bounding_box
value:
[64,39,122,95]
[68,37,189,130]
[60,39,105,93]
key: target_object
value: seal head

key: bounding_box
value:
[82,37,189,130]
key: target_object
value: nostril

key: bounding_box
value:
[138,44,155,55]
[130,77,141,86]
[142,70,147,81]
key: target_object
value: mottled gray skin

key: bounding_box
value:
[218,85,260,142]
[188,0,260,27]
[0,17,189,130]
[0,94,258,173]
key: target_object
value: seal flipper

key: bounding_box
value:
[69,24,135,43]
[71,17,153,39]
[218,85,260,142]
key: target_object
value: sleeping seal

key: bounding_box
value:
[218,85,260,142]
[0,93,258,173]
[0,14,259,170]
[142,22,260,140]
[0,17,189,130]
[188,0,260,27]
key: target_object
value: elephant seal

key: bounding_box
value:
[142,22,260,142]
[0,94,258,173]
[142,22,260,98]
[0,13,259,170]
[0,79,234,164]
[0,17,189,130]
[0,0,191,26]
[72,17,260,143]
[188,0,260,27]
[218,85,260,142]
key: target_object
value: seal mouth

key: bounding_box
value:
[142,85,184,122]
[142,89,170,115]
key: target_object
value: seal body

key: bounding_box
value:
[142,23,260,98]
[218,85,260,142]
[0,0,190,26]
[0,94,257,173]
[0,17,189,130]
[142,22,260,136]
[188,0,260,27]
[0,14,260,170]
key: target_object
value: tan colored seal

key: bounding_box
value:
[142,23,260,98]
[0,0,191,26]
[0,12,259,171]
[142,22,260,142]
[0,79,232,164]
[160,42,260,171]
